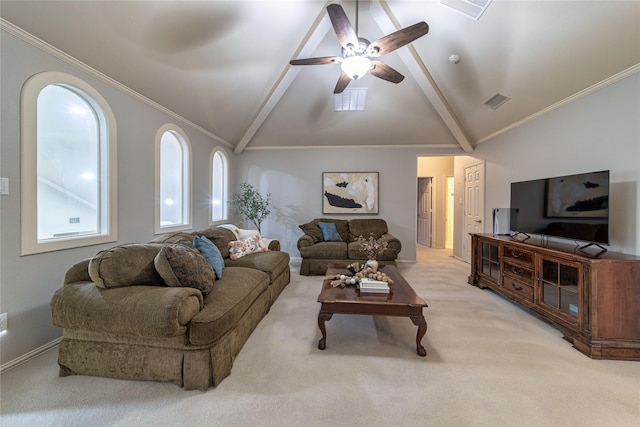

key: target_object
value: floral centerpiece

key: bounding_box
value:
[356,233,388,271]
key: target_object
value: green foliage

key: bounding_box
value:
[228,183,271,232]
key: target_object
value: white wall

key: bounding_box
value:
[454,73,640,257]
[235,147,453,263]
[0,30,231,364]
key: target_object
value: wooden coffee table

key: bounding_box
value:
[317,264,428,356]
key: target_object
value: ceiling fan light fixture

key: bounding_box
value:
[341,55,372,80]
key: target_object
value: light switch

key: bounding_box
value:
[0,177,8,195]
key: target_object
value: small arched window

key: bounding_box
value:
[21,72,117,255]
[210,149,228,223]
[155,124,191,233]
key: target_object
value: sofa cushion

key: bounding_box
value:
[224,250,290,283]
[154,244,216,296]
[348,241,397,261]
[193,235,225,279]
[51,282,203,338]
[348,218,389,241]
[195,227,236,259]
[148,231,195,245]
[314,218,349,242]
[89,243,165,289]
[299,241,348,259]
[189,267,269,346]
[299,221,323,243]
[64,258,91,284]
[317,222,343,241]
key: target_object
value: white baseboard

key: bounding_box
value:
[1,336,62,374]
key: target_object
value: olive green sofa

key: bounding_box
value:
[297,218,402,275]
[50,226,290,390]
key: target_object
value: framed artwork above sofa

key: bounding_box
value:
[322,172,379,214]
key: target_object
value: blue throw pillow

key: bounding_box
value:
[193,236,225,279]
[317,222,342,242]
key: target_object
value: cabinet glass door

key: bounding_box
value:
[541,258,580,319]
[481,242,500,280]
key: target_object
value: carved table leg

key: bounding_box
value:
[317,312,333,350]
[410,315,428,357]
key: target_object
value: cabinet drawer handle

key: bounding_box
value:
[512,251,524,258]
[511,266,523,275]
[511,283,523,291]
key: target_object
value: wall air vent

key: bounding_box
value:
[484,93,510,110]
[441,0,492,21]
[334,88,367,112]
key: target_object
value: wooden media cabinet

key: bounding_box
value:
[468,233,640,360]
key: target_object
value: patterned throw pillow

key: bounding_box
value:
[154,244,216,296]
[228,235,268,260]
[299,221,323,242]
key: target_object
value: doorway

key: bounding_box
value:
[417,177,432,247]
[446,176,454,249]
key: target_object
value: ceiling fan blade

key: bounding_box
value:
[370,61,404,84]
[327,4,359,50]
[289,57,340,66]
[367,22,429,57]
[334,72,352,94]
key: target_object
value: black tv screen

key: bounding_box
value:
[510,170,610,245]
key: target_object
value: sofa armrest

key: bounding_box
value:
[268,239,280,251]
[51,282,203,338]
[64,258,92,284]
[297,235,315,250]
[381,233,402,254]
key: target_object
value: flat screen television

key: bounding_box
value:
[510,170,610,247]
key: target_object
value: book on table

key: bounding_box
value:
[359,278,390,294]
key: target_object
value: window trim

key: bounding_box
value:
[209,147,229,224]
[20,71,117,255]
[154,124,192,234]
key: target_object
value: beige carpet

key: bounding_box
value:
[1,247,638,427]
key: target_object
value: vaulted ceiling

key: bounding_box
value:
[2,1,639,154]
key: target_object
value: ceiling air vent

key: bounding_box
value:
[484,93,510,110]
[334,88,367,112]
[440,0,492,21]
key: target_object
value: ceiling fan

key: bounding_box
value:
[289,2,429,94]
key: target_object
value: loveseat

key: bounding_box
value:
[297,218,401,275]
[50,225,290,390]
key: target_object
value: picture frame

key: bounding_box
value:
[322,172,379,214]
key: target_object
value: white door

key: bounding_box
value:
[463,163,485,263]
[417,178,432,247]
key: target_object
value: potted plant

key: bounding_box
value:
[228,182,271,233]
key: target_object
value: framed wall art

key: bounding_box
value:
[322,172,379,214]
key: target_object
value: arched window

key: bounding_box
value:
[21,72,117,255]
[210,149,228,223]
[155,124,191,233]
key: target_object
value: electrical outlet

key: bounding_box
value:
[0,313,7,333]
